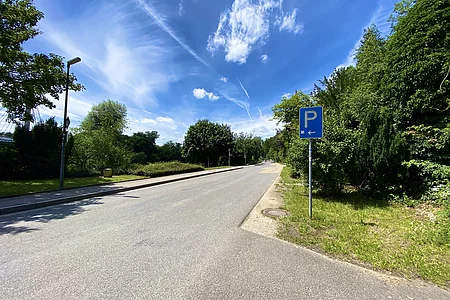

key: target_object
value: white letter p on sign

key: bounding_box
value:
[304,111,317,128]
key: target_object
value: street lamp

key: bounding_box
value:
[59,57,81,190]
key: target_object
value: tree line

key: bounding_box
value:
[265,0,449,203]
[0,99,266,179]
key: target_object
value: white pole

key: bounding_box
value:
[309,139,312,218]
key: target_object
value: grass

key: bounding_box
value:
[0,175,145,197]
[278,166,450,288]
[0,162,206,197]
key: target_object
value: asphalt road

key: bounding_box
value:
[0,163,448,299]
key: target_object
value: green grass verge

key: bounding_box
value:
[0,175,145,197]
[131,161,204,177]
[278,166,450,287]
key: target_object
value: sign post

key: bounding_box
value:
[299,106,323,218]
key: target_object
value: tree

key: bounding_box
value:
[271,91,314,161]
[81,100,127,136]
[0,118,68,179]
[157,141,183,162]
[183,119,233,167]
[71,100,131,174]
[0,0,84,123]
[382,0,450,129]
[122,131,159,162]
[233,132,263,165]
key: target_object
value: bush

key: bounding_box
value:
[286,118,359,195]
[131,161,204,177]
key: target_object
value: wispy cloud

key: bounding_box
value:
[237,78,250,100]
[38,2,180,109]
[178,0,184,16]
[260,54,269,63]
[193,88,220,101]
[336,0,394,69]
[278,9,304,34]
[136,0,209,67]
[220,77,228,83]
[207,0,303,64]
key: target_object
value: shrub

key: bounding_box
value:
[131,161,204,177]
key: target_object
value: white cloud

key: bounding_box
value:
[179,0,184,16]
[156,116,175,124]
[193,88,220,101]
[224,112,281,139]
[220,77,229,83]
[207,0,303,64]
[278,9,303,34]
[141,118,158,125]
[281,92,291,99]
[260,54,269,63]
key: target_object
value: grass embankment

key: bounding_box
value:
[1,162,205,197]
[278,166,450,287]
[0,175,144,197]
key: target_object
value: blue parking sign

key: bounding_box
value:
[299,106,323,139]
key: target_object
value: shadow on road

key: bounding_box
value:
[0,198,103,236]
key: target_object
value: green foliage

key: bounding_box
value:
[263,133,286,162]
[233,132,263,164]
[81,100,128,136]
[272,0,450,200]
[157,141,183,162]
[71,100,132,174]
[382,0,450,129]
[1,118,67,179]
[0,144,19,179]
[122,131,159,162]
[183,119,233,167]
[0,0,84,122]
[131,161,204,177]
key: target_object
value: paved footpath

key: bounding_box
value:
[0,167,243,215]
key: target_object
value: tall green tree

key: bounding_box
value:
[71,100,131,174]
[382,0,450,129]
[0,0,84,122]
[183,119,233,167]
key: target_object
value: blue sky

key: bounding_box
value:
[3,0,397,143]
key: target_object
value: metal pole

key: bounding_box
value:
[309,138,312,218]
[59,64,71,190]
[228,148,230,166]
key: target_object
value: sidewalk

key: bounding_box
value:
[0,167,244,215]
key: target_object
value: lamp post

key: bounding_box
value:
[59,57,81,190]
[228,148,231,167]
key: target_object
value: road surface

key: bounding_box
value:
[0,163,448,299]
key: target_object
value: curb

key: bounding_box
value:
[0,167,243,216]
